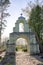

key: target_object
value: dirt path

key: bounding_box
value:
[16,52,41,65]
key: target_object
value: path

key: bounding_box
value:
[16,52,42,65]
[0,51,43,65]
[0,52,6,58]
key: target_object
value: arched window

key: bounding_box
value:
[19,23,24,32]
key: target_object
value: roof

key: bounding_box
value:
[18,14,25,19]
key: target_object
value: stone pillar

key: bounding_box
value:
[15,22,19,32]
[6,43,16,65]
[29,35,40,54]
[6,34,16,65]
[24,22,29,32]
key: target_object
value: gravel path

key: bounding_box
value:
[16,52,42,65]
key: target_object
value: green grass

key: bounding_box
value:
[16,45,28,52]
[6,63,12,65]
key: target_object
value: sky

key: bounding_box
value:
[2,0,42,39]
[2,0,28,38]
[16,38,28,45]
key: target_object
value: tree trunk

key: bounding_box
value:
[35,32,43,53]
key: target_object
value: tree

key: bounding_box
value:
[0,0,10,47]
[29,5,43,52]
[23,0,43,53]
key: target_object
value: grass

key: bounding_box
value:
[16,45,28,52]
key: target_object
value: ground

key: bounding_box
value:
[0,51,43,65]
[16,52,43,65]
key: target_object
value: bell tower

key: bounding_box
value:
[13,14,30,32]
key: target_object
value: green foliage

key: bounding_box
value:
[16,46,18,51]
[22,48,27,52]
[29,5,42,31]
[41,40,43,45]
[23,2,43,52]
[0,56,2,59]
[16,45,28,52]
[16,45,23,51]
[6,63,12,65]
[28,5,43,44]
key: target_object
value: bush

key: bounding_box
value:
[16,46,18,51]
[0,56,2,60]
[41,41,43,45]
[22,48,27,52]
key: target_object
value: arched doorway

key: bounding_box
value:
[16,36,30,52]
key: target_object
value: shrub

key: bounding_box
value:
[41,41,43,45]
[0,56,2,60]
[22,48,27,52]
[16,46,18,51]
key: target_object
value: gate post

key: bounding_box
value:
[6,35,16,65]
